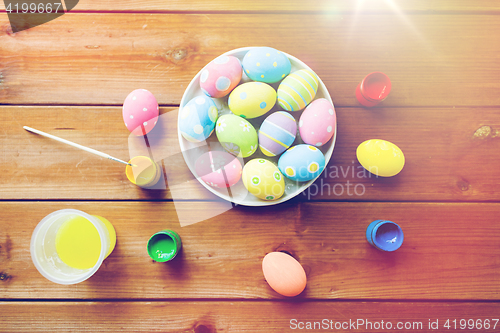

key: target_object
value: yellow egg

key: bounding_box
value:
[228,82,276,119]
[356,139,405,177]
[242,159,285,200]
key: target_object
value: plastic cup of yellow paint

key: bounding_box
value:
[147,230,182,262]
[125,156,162,188]
[30,209,116,285]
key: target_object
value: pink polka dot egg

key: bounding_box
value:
[200,55,242,98]
[299,98,336,147]
[123,89,159,136]
[195,151,243,188]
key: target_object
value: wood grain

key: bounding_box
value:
[1,201,499,300]
[1,14,499,106]
[0,2,498,331]
[2,106,500,201]
[1,301,500,332]
[0,106,212,200]
[2,0,500,13]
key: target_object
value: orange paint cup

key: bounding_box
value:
[125,156,162,188]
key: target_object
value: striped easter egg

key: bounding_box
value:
[277,69,319,112]
[259,111,297,157]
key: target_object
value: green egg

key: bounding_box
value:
[216,114,258,158]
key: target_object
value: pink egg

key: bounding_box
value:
[122,89,159,136]
[299,98,336,147]
[262,252,307,297]
[195,151,242,188]
[200,56,242,98]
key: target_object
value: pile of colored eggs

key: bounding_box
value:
[179,47,337,202]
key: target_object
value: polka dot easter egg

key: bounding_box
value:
[179,95,219,142]
[259,111,297,157]
[242,47,291,84]
[242,159,285,201]
[195,151,243,188]
[216,114,258,158]
[228,82,276,119]
[299,98,336,147]
[122,89,159,136]
[278,144,326,182]
[200,55,242,98]
[277,69,319,112]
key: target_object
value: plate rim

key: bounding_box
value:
[178,46,337,206]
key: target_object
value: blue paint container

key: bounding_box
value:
[366,220,404,252]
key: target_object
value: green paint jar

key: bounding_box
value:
[147,230,182,262]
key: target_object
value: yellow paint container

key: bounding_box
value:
[126,156,162,188]
[31,209,117,284]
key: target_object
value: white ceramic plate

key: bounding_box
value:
[178,47,336,206]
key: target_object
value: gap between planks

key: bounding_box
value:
[2,298,500,303]
[2,9,500,15]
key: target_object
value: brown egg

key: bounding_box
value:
[262,252,307,297]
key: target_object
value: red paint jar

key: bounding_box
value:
[356,72,391,107]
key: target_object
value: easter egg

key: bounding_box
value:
[299,98,336,147]
[278,144,326,182]
[195,151,242,188]
[216,114,258,158]
[242,159,285,201]
[262,252,307,297]
[242,47,291,84]
[259,111,297,157]
[228,82,276,119]
[277,69,319,112]
[122,89,159,136]
[179,95,219,142]
[200,55,242,98]
[356,139,405,177]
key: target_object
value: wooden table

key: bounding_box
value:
[1,1,500,332]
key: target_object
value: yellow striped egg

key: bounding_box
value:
[277,69,319,112]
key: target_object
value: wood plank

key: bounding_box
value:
[313,105,500,201]
[1,202,500,300]
[0,106,213,200]
[2,106,500,201]
[1,14,500,106]
[2,0,500,13]
[1,301,500,332]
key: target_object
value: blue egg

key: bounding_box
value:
[242,47,291,84]
[278,144,326,182]
[179,95,219,142]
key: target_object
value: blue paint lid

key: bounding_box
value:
[370,220,404,252]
